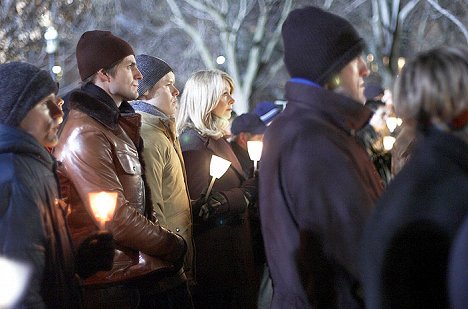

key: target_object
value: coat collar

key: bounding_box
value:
[133,101,177,142]
[0,124,55,170]
[285,81,373,136]
[69,83,121,130]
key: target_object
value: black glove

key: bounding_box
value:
[241,172,258,206]
[192,191,228,221]
[75,231,115,279]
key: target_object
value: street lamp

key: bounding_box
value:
[44,26,59,80]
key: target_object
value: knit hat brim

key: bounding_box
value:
[136,54,173,97]
[0,62,58,127]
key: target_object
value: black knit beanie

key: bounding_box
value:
[282,6,365,86]
[76,30,134,81]
[136,54,173,96]
[0,62,58,127]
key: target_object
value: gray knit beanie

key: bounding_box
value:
[136,54,173,96]
[282,6,365,86]
[0,62,58,127]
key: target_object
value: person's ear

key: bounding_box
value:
[96,69,110,83]
[141,89,151,100]
[325,75,341,90]
[239,132,249,144]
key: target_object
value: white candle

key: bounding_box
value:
[88,191,118,229]
[205,155,231,201]
[247,141,263,172]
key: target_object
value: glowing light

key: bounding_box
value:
[386,117,399,133]
[247,141,263,172]
[205,155,231,201]
[52,65,62,74]
[398,57,406,71]
[383,136,396,151]
[88,192,118,229]
[216,56,226,65]
[0,256,31,308]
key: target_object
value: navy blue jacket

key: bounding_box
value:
[0,124,80,308]
[260,81,383,308]
[360,127,468,309]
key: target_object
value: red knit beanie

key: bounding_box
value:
[76,30,134,81]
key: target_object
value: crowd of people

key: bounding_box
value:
[0,5,467,309]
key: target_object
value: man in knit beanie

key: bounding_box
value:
[54,31,187,308]
[131,54,194,308]
[259,6,383,308]
[0,62,115,307]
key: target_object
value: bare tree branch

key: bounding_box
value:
[426,0,468,43]
[165,0,215,68]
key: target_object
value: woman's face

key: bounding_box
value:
[212,79,234,120]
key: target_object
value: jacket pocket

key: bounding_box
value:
[115,150,141,175]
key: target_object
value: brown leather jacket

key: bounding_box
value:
[54,84,186,287]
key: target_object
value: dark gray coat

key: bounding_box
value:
[260,81,383,308]
[0,124,80,308]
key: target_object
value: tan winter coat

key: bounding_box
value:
[137,104,194,283]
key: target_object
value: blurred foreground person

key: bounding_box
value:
[0,62,114,308]
[177,70,258,308]
[449,213,468,309]
[132,54,194,308]
[54,31,186,308]
[360,46,468,309]
[260,6,383,309]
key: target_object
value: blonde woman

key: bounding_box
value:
[177,70,258,308]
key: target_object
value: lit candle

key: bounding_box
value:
[386,117,399,133]
[88,191,118,229]
[0,256,31,308]
[383,136,396,151]
[247,140,263,172]
[205,155,231,201]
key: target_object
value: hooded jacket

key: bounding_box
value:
[0,124,80,308]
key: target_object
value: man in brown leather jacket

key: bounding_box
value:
[54,30,187,308]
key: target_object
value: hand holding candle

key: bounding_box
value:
[247,140,263,172]
[205,155,231,201]
[88,191,118,230]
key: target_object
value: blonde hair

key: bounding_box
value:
[394,46,468,131]
[177,70,234,139]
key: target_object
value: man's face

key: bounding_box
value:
[19,93,63,148]
[212,79,234,120]
[147,71,179,116]
[108,55,143,102]
[336,56,369,104]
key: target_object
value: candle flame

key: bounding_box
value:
[88,192,117,227]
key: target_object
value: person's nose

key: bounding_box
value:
[228,94,235,105]
[134,67,143,80]
[49,100,64,121]
[359,56,370,77]
[172,85,180,97]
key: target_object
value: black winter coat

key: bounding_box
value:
[360,127,468,309]
[0,124,80,308]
